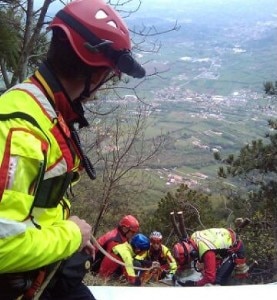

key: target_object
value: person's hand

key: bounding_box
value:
[151,261,160,269]
[196,261,204,271]
[69,216,92,251]
[83,240,96,259]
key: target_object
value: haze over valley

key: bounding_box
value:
[105,0,277,191]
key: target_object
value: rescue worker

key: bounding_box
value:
[147,231,177,279]
[91,215,139,277]
[108,233,150,285]
[0,0,145,299]
[172,228,249,286]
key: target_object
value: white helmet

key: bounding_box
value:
[150,231,163,243]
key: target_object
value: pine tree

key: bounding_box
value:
[215,82,277,282]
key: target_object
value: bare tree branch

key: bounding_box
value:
[79,102,166,234]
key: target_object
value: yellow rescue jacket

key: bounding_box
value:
[191,228,235,260]
[112,242,136,277]
[0,74,82,273]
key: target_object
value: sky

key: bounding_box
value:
[37,0,277,24]
[34,0,277,25]
[41,0,277,15]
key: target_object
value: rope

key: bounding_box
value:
[90,234,158,271]
[32,261,62,300]
[28,233,156,299]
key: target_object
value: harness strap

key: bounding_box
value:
[23,269,46,300]
[11,262,62,300]
[31,262,61,300]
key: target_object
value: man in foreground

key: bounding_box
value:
[0,0,145,299]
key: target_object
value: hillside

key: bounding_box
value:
[102,0,277,194]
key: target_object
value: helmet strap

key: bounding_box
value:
[73,72,116,103]
[73,73,93,103]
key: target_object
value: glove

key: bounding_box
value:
[177,280,196,287]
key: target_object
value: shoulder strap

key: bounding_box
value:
[0,112,42,131]
[0,112,51,146]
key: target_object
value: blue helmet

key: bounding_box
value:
[130,233,150,251]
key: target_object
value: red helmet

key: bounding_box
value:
[173,241,191,267]
[119,215,139,233]
[150,231,163,243]
[49,0,145,78]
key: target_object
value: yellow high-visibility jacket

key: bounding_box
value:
[191,228,235,260]
[112,242,137,278]
[0,72,83,273]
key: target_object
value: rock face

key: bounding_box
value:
[175,268,203,283]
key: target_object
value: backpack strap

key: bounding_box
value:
[0,112,48,138]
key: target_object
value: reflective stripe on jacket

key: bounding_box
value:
[0,81,81,273]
